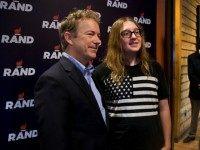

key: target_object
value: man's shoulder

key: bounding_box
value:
[42,57,73,76]
[188,51,199,58]
[38,60,66,82]
[43,61,61,75]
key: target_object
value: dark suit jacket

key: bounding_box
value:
[34,56,108,150]
[188,52,200,100]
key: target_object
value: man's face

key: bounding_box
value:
[71,19,101,64]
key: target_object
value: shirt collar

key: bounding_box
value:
[62,52,94,75]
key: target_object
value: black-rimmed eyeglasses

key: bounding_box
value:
[120,29,142,38]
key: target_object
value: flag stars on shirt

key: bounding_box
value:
[104,75,134,100]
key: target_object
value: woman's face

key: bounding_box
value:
[120,21,142,55]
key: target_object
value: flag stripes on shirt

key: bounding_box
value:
[132,76,158,82]
[106,98,158,104]
[104,75,160,118]
[109,111,158,117]
[132,83,158,89]
[107,105,158,111]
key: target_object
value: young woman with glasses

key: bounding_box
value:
[93,17,171,150]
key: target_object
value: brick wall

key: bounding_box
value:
[174,0,200,139]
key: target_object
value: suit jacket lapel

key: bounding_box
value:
[59,57,92,97]
[59,57,106,127]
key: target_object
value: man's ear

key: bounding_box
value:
[64,31,73,45]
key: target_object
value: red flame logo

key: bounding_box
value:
[14,27,21,35]
[86,5,92,10]
[18,92,25,100]
[20,123,27,131]
[54,45,60,51]
[53,14,59,20]
[140,12,144,17]
[16,59,23,68]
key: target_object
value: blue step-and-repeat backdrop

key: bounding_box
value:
[0,0,156,149]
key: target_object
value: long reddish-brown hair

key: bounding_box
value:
[104,17,151,82]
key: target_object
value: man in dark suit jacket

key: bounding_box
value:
[183,50,200,143]
[34,9,107,150]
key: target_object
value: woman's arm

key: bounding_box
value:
[159,99,171,150]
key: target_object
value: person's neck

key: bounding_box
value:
[125,53,138,66]
[67,51,89,67]
[77,57,90,67]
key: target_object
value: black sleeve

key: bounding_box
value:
[188,55,200,85]
[153,62,169,100]
[34,75,71,150]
